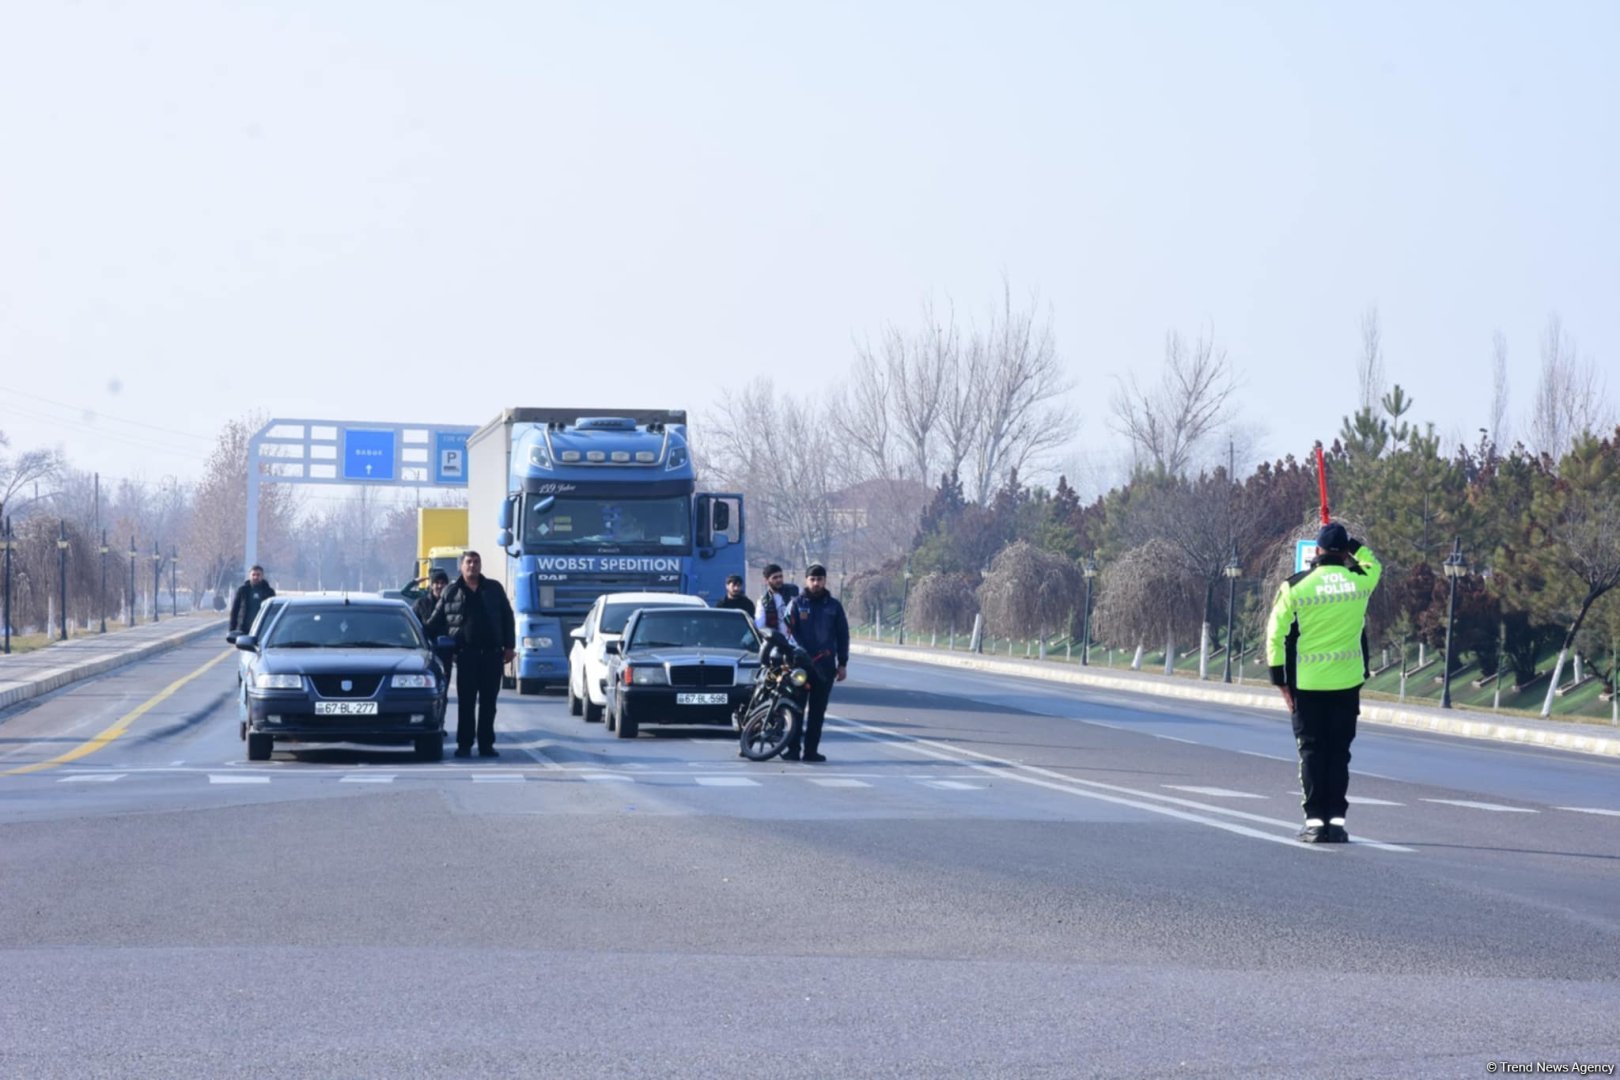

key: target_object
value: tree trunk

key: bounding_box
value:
[1163,629,1175,677]
[1131,639,1144,670]
[1198,621,1210,680]
[1573,653,1583,684]
[1543,591,1600,717]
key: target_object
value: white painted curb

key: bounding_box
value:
[0,618,228,713]
[851,642,1620,759]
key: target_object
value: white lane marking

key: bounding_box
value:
[1238,749,1294,762]
[510,740,564,770]
[1555,806,1620,817]
[169,760,184,766]
[1152,734,1198,744]
[59,774,126,783]
[1346,795,1404,806]
[340,774,397,784]
[209,774,270,784]
[808,778,870,788]
[580,774,635,783]
[472,774,525,783]
[686,760,745,767]
[695,776,760,787]
[1421,798,1537,813]
[831,715,1415,853]
[921,780,985,791]
[1164,785,1267,799]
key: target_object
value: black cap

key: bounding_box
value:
[1316,522,1350,552]
[428,569,450,584]
[806,563,827,578]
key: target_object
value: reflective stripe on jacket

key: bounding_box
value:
[1265,544,1383,692]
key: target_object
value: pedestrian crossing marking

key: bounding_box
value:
[472,773,524,783]
[581,774,635,783]
[209,774,269,784]
[808,778,871,788]
[921,780,984,790]
[695,776,760,787]
[1421,798,1536,813]
[1164,785,1266,799]
[59,774,125,783]
[340,774,396,783]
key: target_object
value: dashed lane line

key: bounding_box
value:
[58,774,126,783]
[808,778,871,788]
[1346,796,1404,806]
[694,776,760,788]
[1164,785,1267,799]
[209,774,269,785]
[1421,798,1538,813]
[1556,806,1620,817]
[340,774,397,784]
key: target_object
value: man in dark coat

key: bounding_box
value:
[783,563,849,763]
[424,551,516,758]
[715,574,755,617]
[229,566,276,636]
[413,569,450,626]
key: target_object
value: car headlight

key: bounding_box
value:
[391,674,436,689]
[522,636,554,650]
[253,673,303,690]
[788,668,810,687]
[624,664,668,686]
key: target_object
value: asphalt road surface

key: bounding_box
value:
[2,641,1616,1078]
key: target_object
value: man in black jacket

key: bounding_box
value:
[424,551,516,758]
[412,569,449,626]
[715,574,754,617]
[783,563,849,763]
[229,566,276,637]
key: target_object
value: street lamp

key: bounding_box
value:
[1440,537,1467,709]
[1222,549,1242,684]
[151,543,164,624]
[1080,557,1098,665]
[127,537,137,627]
[57,521,70,641]
[99,531,109,633]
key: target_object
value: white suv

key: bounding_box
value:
[568,592,707,722]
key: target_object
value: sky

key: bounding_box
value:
[2,0,1616,498]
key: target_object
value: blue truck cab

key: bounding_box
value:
[465,408,745,694]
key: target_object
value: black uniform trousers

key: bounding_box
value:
[455,648,504,752]
[1291,687,1360,822]
[788,675,834,756]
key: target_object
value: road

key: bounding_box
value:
[1,641,1616,1078]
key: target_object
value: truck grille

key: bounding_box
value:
[668,665,734,688]
[311,675,382,698]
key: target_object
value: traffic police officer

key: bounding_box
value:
[783,563,849,763]
[1265,522,1383,843]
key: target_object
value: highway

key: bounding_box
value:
[2,641,1616,1078]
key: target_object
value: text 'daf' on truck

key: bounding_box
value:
[465,408,746,693]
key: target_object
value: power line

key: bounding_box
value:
[0,383,212,442]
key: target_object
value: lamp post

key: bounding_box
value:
[57,521,70,641]
[127,537,137,627]
[151,543,164,624]
[1222,549,1242,684]
[169,549,179,615]
[1080,557,1098,665]
[1440,537,1467,709]
[1,517,13,655]
[99,531,109,633]
[897,560,912,646]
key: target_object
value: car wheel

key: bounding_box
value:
[415,734,443,762]
[239,720,247,741]
[615,704,638,739]
[518,678,543,695]
[600,695,614,732]
[567,677,583,716]
[246,732,273,762]
[584,695,603,725]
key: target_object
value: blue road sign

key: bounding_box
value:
[343,428,397,481]
[434,431,468,485]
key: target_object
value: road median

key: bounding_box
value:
[851,642,1620,759]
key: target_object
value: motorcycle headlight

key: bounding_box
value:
[253,673,303,690]
[788,668,810,687]
[391,674,436,689]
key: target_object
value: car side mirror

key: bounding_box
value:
[234,634,258,651]
[603,640,621,656]
[226,631,240,644]
[569,626,586,640]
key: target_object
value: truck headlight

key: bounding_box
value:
[528,443,553,470]
[391,674,436,689]
[522,636,554,650]
[253,673,303,690]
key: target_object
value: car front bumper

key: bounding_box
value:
[247,692,444,739]
[618,685,753,727]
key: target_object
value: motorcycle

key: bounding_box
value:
[735,633,811,761]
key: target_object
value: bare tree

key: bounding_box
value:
[0,430,65,521]
[890,299,955,485]
[1111,328,1236,478]
[835,337,894,481]
[1091,538,1202,673]
[1489,330,1511,450]
[976,541,1080,641]
[1530,315,1612,460]
[963,282,1071,503]
[1357,306,1385,412]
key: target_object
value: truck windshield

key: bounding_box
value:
[522,496,690,553]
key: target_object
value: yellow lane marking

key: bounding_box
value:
[2,650,233,777]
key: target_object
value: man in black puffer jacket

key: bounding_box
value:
[229,566,276,637]
[424,551,516,758]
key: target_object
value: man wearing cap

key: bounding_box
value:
[783,563,849,763]
[1265,522,1383,843]
[715,574,755,618]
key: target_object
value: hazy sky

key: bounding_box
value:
[2,1,1616,496]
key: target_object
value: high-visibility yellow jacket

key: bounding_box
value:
[1266,542,1383,692]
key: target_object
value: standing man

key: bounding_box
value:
[229,566,276,638]
[413,569,450,626]
[754,563,795,644]
[783,563,849,763]
[1266,522,1383,843]
[715,573,755,618]
[424,551,516,758]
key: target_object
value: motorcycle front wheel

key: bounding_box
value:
[739,700,799,761]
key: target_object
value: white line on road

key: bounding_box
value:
[694,776,760,787]
[1554,806,1620,817]
[580,774,635,783]
[209,774,269,784]
[921,780,985,790]
[1152,734,1198,744]
[1238,749,1294,762]
[472,774,525,783]
[1421,798,1537,813]
[808,778,870,788]
[169,760,184,766]
[340,774,396,784]
[1346,796,1404,806]
[1164,785,1267,799]
[59,774,126,783]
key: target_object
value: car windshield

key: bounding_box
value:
[264,608,425,649]
[599,599,697,635]
[627,611,758,651]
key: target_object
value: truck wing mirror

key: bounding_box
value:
[498,529,514,548]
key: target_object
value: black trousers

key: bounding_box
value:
[1292,688,1360,822]
[789,676,834,756]
[455,649,504,751]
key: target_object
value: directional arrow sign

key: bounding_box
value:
[343,429,397,481]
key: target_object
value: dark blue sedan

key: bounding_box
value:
[236,596,449,761]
